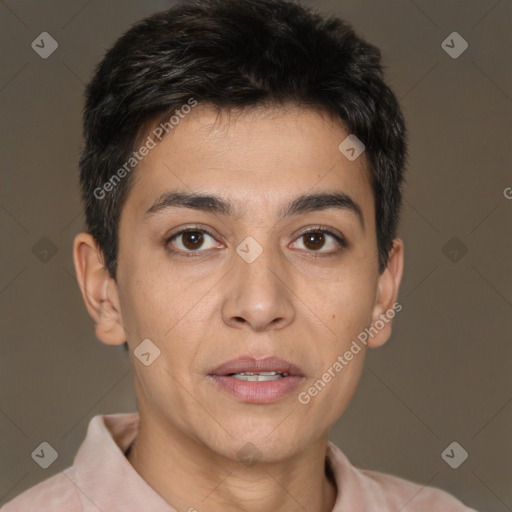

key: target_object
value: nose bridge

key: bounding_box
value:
[234,233,282,295]
[222,232,295,330]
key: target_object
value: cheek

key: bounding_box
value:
[296,342,366,435]
[117,258,183,340]
[118,270,208,380]
[321,270,376,340]
[307,265,375,415]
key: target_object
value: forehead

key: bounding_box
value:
[122,105,374,226]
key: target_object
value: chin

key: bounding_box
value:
[219,422,307,460]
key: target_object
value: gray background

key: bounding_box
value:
[1,0,511,510]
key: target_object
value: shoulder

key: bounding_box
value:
[1,468,82,512]
[358,467,478,511]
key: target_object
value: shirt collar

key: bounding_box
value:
[72,412,175,511]
[71,412,362,511]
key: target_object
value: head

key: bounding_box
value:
[73,0,406,462]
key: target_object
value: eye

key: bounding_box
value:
[166,228,221,254]
[164,225,347,258]
[290,228,346,254]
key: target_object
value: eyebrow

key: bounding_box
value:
[144,191,365,231]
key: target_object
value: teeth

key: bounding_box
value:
[230,371,289,382]
[232,374,282,382]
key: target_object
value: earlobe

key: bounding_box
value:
[72,232,127,346]
[367,238,404,349]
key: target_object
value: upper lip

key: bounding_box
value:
[210,356,305,377]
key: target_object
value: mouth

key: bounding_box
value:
[208,356,305,403]
[209,355,305,378]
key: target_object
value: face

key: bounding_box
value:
[76,104,403,463]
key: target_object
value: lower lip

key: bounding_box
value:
[209,375,304,403]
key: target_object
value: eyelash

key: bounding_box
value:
[164,225,348,258]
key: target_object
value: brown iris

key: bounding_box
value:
[302,231,325,251]
[182,231,204,250]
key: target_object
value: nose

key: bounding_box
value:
[221,242,295,332]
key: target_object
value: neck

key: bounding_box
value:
[126,414,338,512]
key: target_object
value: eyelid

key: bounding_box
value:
[165,224,222,243]
[294,225,346,243]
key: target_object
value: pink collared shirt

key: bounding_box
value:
[2,412,477,511]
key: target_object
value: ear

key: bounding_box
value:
[72,232,126,346]
[366,238,404,349]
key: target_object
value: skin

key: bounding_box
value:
[73,104,404,512]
